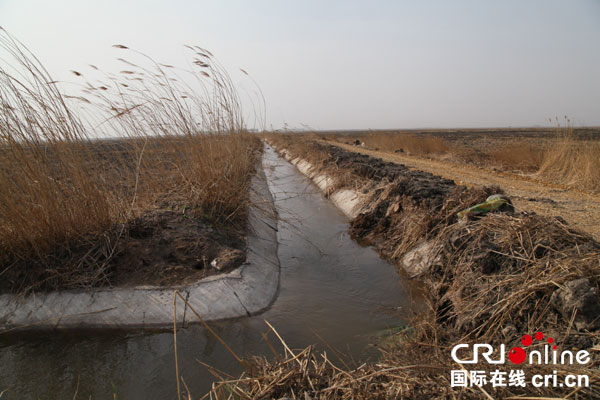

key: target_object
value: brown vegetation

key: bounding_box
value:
[325,127,600,191]
[361,131,449,157]
[0,29,259,293]
[539,127,600,192]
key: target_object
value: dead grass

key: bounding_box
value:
[461,142,544,172]
[359,131,450,157]
[266,133,330,166]
[202,334,449,399]
[538,126,600,192]
[0,29,258,293]
[325,128,599,192]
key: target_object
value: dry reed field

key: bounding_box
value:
[0,29,260,294]
[230,134,600,399]
[538,127,600,193]
[325,126,600,192]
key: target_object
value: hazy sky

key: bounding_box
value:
[1,0,599,129]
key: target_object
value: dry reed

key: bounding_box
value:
[0,29,258,293]
[361,131,449,157]
[538,123,600,192]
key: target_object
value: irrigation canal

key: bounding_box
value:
[0,145,420,399]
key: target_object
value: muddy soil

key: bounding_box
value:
[111,210,245,287]
[0,210,246,294]
[321,143,456,207]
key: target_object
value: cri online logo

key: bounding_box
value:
[509,332,553,364]
[451,331,590,365]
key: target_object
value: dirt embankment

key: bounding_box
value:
[0,208,247,295]
[326,140,600,240]
[263,135,600,399]
[316,142,600,338]
[324,143,456,206]
[111,210,246,287]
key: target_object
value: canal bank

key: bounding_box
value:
[254,135,600,399]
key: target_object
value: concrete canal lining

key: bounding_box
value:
[273,145,365,218]
[270,143,451,279]
[0,148,280,330]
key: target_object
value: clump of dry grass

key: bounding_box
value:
[362,131,449,157]
[87,44,258,223]
[538,124,600,192]
[431,212,599,336]
[0,29,258,293]
[477,142,544,172]
[498,143,543,170]
[0,30,126,289]
[204,339,446,399]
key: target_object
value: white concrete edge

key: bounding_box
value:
[0,146,280,331]
[269,141,442,279]
[267,142,364,219]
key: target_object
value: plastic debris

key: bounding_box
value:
[457,194,513,220]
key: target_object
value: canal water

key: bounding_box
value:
[0,145,420,399]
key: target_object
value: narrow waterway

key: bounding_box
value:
[0,145,421,399]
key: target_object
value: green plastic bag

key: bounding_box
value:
[457,194,513,220]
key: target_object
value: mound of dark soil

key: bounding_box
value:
[111,210,245,287]
[319,143,456,193]
[0,210,246,294]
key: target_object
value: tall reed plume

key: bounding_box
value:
[0,28,258,292]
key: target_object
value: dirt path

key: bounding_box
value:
[325,141,600,240]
